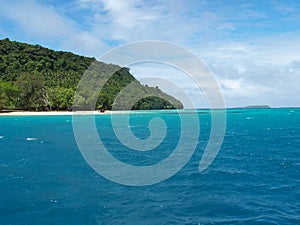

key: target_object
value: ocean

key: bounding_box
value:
[0,108,300,224]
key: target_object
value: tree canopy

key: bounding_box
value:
[0,38,183,111]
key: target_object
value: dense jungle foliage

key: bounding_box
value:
[0,38,183,111]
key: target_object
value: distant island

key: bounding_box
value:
[242,105,271,109]
[0,38,183,112]
[229,105,271,109]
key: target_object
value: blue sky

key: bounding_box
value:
[1,0,300,107]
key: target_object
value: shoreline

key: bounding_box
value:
[0,107,298,116]
[0,110,180,116]
[0,111,112,116]
[0,110,153,116]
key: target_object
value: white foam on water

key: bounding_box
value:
[26,138,37,141]
[0,136,4,139]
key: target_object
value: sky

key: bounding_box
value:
[0,0,300,108]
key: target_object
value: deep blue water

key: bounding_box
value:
[1,108,300,224]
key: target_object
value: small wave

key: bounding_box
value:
[0,136,4,139]
[128,125,139,128]
[26,138,37,141]
[246,117,253,120]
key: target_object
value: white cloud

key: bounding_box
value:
[0,0,74,39]
[0,0,109,56]
[76,0,232,44]
[185,29,300,107]
[61,32,109,57]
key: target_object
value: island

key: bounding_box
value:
[244,105,271,109]
[0,38,183,112]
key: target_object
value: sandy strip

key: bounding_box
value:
[0,111,103,116]
[0,110,177,116]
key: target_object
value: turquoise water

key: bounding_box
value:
[0,108,300,224]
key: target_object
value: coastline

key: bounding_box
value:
[0,110,148,116]
[0,111,112,116]
[0,109,187,116]
[1,107,298,116]
[0,110,177,116]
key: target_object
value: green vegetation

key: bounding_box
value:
[0,38,183,111]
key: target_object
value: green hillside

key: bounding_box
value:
[0,38,183,111]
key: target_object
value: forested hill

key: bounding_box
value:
[0,38,183,111]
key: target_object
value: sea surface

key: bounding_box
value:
[0,108,300,224]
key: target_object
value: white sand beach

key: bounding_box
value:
[0,111,104,116]
[0,109,180,116]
